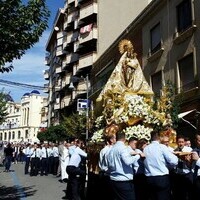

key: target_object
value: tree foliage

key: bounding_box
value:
[0,92,8,123]
[0,0,50,72]
[62,112,87,139]
[37,125,68,142]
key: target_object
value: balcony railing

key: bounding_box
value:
[44,70,49,80]
[79,2,97,20]
[67,10,78,24]
[61,96,71,108]
[67,31,79,44]
[55,66,62,74]
[79,27,97,44]
[78,52,96,70]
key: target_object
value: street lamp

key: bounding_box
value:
[69,75,89,140]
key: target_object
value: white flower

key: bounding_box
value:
[90,129,104,143]
[123,125,153,141]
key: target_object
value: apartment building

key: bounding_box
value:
[0,91,47,143]
[90,0,200,136]
[44,0,151,126]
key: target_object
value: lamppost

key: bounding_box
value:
[69,74,89,141]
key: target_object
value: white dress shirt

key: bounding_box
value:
[144,141,178,176]
[68,147,87,167]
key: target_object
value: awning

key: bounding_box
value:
[178,109,196,118]
[178,109,197,130]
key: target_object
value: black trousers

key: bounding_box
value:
[172,172,193,200]
[146,175,170,200]
[110,180,136,200]
[53,157,59,175]
[41,158,49,175]
[24,157,30,174]
[30,157,39,176]
[66,166,86,200]
[193,176,200,200]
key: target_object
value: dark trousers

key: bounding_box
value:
[53,157,59,175]
[172,172,193,200]
[5,156,12,171]
[99,173,113,199]
[41,158,49,175]
[86,172,100,200]
[134,174,148,200]
[30,157,39,176]
[66,166,86,200]
[110,180,136,200]
[146,175,170,200]
[193,176,200,200]
[24,157,30,174]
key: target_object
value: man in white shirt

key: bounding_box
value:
[107,131,142,200]
[41,143,52,176]
[65,139,87,200]
[143,130,178,200]
[98,134,116,200]
[30,143,41,176]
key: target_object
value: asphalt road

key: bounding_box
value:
[0,163,67,200]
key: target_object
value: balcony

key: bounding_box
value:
[67,53,79,64]
[61,96,71,108]
[67,11,78,24]
[54,103,61,110]
[44,70,49,80]
[68,0,75,3]
[64,20,68,30]
[57,31,67,39]
[55,65,62,74]
[79,2,97,20]
[67,31,79,44]
[78,52,96,70]
[44,54,51,66]
[56,45,67,57]
[79,27,97,44]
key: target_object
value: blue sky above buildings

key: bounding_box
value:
[0,0,64,102]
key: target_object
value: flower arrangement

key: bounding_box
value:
[123,124,153,141]
[90,128,104,143]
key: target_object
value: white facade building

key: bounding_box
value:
[0,90,47,143]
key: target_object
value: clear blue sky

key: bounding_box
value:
[0,0,64,102]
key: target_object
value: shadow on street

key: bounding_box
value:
[0,185,37,200]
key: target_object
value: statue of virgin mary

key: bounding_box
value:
[97,39,154,103]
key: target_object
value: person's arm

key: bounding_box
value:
[121,147,140,166]
[77,147,87,157]
[162,145,178,166]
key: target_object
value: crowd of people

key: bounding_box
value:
[1,130,200,200]
[97,131,200,200]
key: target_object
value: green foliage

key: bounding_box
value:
[37,125,67,142]
[62,112,87,139]
[0,0,50,72]
[0,91,8,123]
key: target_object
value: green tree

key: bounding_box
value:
[62,112,87,139]
[0,0,50,72]
[0,92,8,123]
[37,125,68,142]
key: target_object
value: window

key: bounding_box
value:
[178,53,194,91]
[151,71,162,95]
[4,132,7,140]
[12,132,15,140]
[0,133,2,140]
[177,0,192,32]
[150,23,161,54]
[18,131,21,139]
[9,132,11,140]
[25,130,29,139]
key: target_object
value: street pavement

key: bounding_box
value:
[0,163,67,200]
